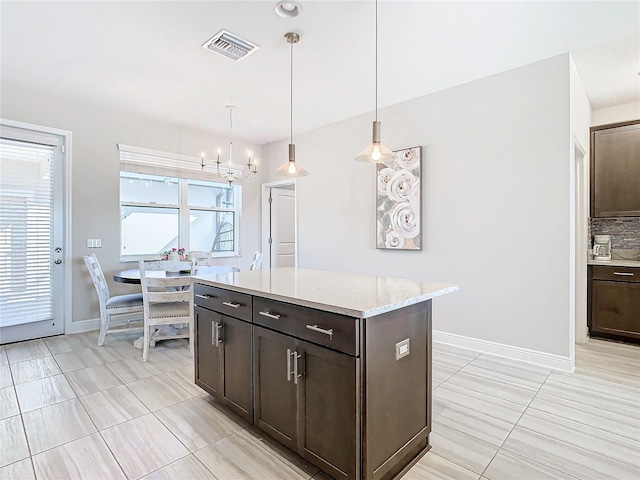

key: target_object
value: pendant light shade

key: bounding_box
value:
[275,32,309,177]
[355,0,393,163]
[354,121,394,162]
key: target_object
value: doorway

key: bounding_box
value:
[574,138,588,347]
[0,120,71,344]
[261,180,297,269]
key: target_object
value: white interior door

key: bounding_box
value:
[269,187,296,268]
[0,123,67,344]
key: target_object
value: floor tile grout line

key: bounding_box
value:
[477,366,552,478]
[505,422,640,472]
[510,409,640,470]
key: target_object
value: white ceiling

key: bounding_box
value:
[1,1,638,145]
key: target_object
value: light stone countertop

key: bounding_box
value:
[192,267,459,319]
[588,249,640,268]
[588,259,640,268]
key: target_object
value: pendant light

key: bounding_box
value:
[275,32,309,177]
[355,0,394,163]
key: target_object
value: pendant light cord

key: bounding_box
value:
[290,39,294,144]
[228,106,233,171]
[375,0,378,122]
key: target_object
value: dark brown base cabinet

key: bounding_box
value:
[194,286,254,423]
[195,283,433,480]
[589,266,640,343]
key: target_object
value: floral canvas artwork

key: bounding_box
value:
[376,146,421,250]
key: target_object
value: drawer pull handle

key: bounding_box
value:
[222,301,241,308]
[613,272,634,277]
[259,311,281,320]
[196,294,213,299]
[306,324,334,340]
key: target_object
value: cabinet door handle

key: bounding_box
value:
[286,348,293,382]
[222,301,241,308]
[259,311,281,320]
[613,272,634,276]
[211,320,216,345]
[293,351,302,385]
[196,294,214,299]
[306,324,334,340]
[215,322,224,345]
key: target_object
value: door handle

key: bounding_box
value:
[286,348,293,381]
[222,301,241,308]
[211,321,216,346]
[259,311,281,320]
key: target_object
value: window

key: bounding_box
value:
[119,145,241,260]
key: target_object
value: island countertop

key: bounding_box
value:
[192,267,459,318]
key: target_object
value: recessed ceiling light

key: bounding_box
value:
[275,1,302,18]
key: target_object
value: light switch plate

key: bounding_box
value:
[395,338,410,361]
[87,238,102,248]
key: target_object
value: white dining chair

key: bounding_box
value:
[84,254,144,346]
[138,259,196,362]
[187,250,213,265]
[250,251,263,270]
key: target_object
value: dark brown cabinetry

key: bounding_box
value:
[589,266,640,343]
[254,325,359,480]
[194,285,253,422]
[194,281,433,480]
[590,120,640,217]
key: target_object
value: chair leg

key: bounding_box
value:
[97,313,109,346]
[142,325,150,362]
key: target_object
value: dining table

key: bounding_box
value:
[113,264,239,349]
[113,264,240,284]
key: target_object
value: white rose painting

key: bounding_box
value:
[376,147,421,250]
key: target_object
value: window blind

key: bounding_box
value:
[118,143,243,182]
[0,138,54,326]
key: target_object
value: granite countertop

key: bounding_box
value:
[192,267,459,319]
[588,259,640,268]
[588,249,640,268]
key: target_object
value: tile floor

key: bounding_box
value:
[0,331,638,479]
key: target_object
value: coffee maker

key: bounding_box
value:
[593,235,612,260]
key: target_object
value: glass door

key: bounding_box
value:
[0,125,66,344]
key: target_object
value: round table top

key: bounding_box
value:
[113,264,240,284]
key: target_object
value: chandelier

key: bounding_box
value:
[202,104,258,185]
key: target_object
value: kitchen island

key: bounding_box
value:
[191,268,458,480]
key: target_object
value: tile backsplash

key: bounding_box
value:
[590,217,640,249]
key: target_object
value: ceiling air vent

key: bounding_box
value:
[201,30,260,61]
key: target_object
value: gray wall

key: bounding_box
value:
[1,84,264,328]
[264,54,575,359]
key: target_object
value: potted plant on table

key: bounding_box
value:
[161,247,186,261]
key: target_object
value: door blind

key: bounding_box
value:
[0,138,55,327]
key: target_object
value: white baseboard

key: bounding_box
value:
[67,318,100,335]
[433,330,574,372]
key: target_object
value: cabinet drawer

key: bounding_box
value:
[253,297,359,356]
[194,284,252,322]
[592,266,640,283]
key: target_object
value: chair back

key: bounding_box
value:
[84,254,110,308]
[187,250,213,265]
[138,259,195,314]
[250,251,263,271]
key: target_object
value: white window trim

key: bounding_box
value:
[118,144,242,262]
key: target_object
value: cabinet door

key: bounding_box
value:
[592,280,640,340]
[298,340,359,480]
[253,326,298,450]
[592,122,640,217]
[220,315,253,423]
[195,307,222,397]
